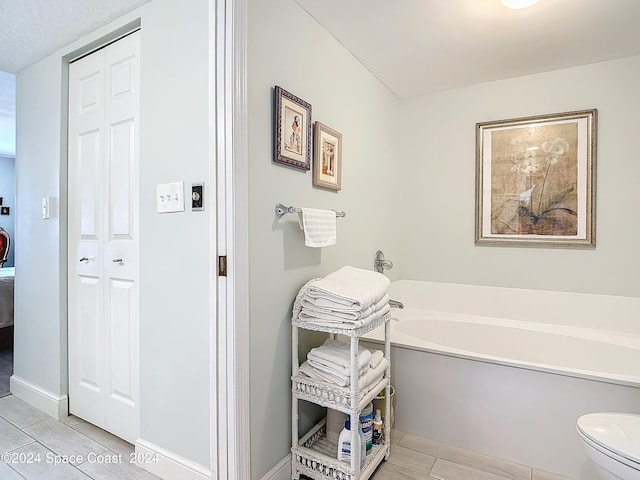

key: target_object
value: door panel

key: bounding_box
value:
[78,130,102,239]
[68,30,140,443]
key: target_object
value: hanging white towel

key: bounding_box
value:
[298,208,337,247]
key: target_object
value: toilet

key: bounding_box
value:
[577,413,640,480]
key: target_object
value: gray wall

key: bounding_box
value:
[0,155,15,267]
[397,55,640,297]
[247,0,402,477]
[15,0,211,468]
[249,6,640,477]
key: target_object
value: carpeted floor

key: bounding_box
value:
[0,344,12,397]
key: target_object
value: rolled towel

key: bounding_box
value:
[305,266,391,312]
[364,357,388,388]
[369,350,384,369]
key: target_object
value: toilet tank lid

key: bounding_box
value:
[578,413,640,464]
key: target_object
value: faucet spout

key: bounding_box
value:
[389,299,404,309]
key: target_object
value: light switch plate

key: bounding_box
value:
[42,197,51,219]
[157,181,185,213]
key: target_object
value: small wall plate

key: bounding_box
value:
[192,183,204,211]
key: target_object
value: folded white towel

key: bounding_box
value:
[298,208,337,248]
[300,361,367,387]
[306,357,368,382]
[300,294,390,321]
[298,357,389,396]
[298,302,390,329]
[307,339,371,375]
[291,278,322,322]
[305,266,391,311]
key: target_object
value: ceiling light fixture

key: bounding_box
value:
[501,0,541,9]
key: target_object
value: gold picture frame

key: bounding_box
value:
[476,109,597,247]
[313,122,342,191]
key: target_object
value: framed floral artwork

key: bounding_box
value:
[313,122,342,191]
[274,86,312,170]
[476,109,597,247]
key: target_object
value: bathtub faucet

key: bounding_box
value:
[389,299,404,309]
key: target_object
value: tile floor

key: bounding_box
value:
[371,429,571,480]
[0,395,159,480]
[0,392,572,480]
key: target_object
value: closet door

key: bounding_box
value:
[68,30,140,443]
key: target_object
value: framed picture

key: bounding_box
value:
[0,197,3,205]
[274,86,312,170]
[313,122,342,191]
[476,109,597,247]
[0,207,9,216]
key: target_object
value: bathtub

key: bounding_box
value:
[360,280,640,479]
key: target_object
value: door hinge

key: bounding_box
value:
[218,255,227,277]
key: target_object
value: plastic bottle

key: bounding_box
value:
[359,402,373,452]
[372,409,383,445]
[338,416,365,468]
[338,417,354,464]
[358,420,366,467]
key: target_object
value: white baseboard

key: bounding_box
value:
[10,375,69,420]
[261,454,291,480]
[135,439,212,480]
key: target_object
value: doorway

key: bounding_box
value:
[67,30,141,443]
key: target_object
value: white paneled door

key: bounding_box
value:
[68,31,140,443]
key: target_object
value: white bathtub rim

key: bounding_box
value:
[390,279,640,336]
[361,309,640,389]
[392,308,640,347]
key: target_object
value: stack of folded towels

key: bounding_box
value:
[299,338,388,395]
[292,265,391,329]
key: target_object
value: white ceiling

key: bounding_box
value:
[0,0,151,157]
[295,0,640,99]
[1,0,640,157]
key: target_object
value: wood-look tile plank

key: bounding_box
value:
[0,395,48,429]
[0,461,25,480]
[372,460,431,480]
[431,458,522,480]
[77,449,160,480]
[391,429,405,445]
[71,421,134,457]
[387,444,436,475]
[0,417,34,454]
[8,442,92,480]
[532,468,571,480]
[22,418,107,465]
[399,434,531,480]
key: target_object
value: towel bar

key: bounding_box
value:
[275,203,346,219]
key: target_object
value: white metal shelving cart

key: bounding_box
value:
[291,313,391,480]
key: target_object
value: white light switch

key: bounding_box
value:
[156,182,185,213]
